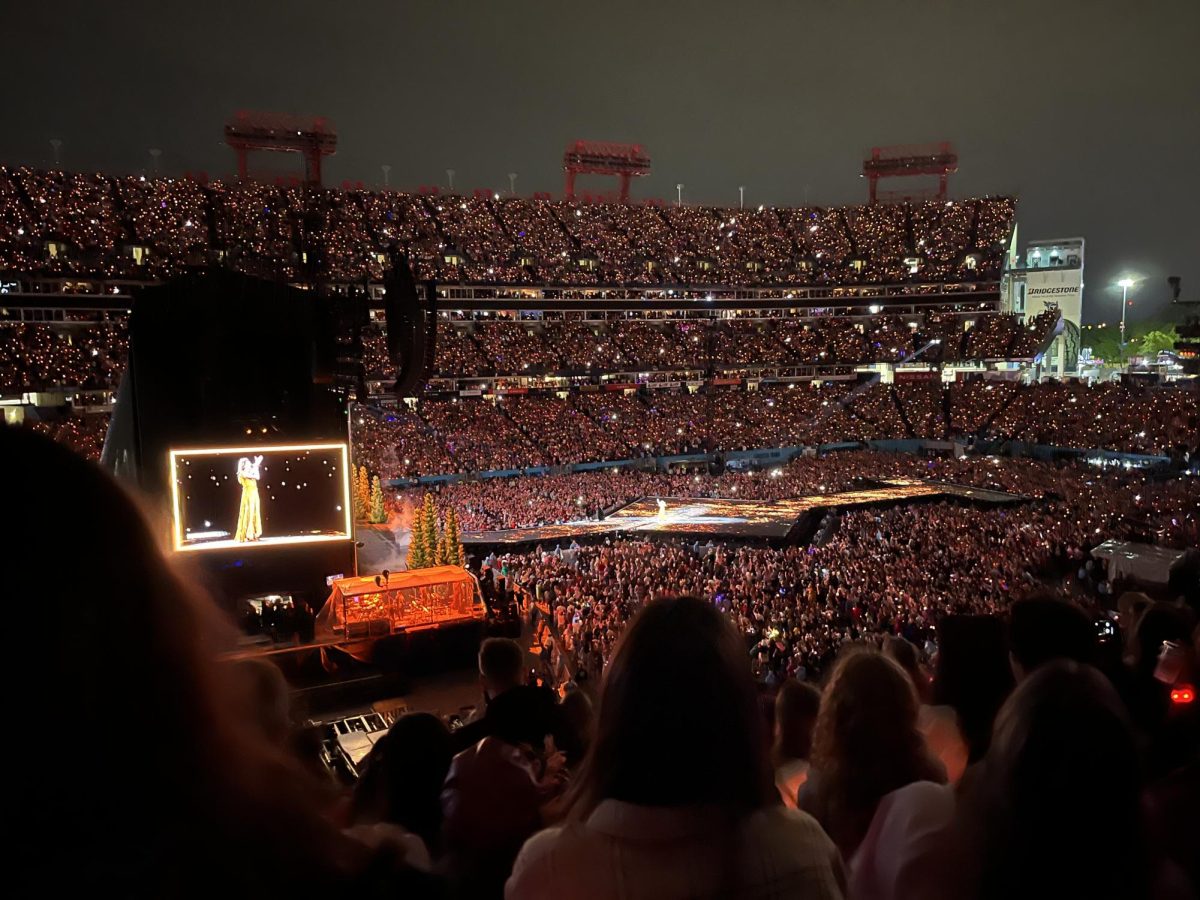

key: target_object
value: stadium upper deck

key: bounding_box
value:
[0,166,1014,293]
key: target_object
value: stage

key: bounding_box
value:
[460,479,1026,547]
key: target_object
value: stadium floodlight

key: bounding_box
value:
[1116,277,1137,365]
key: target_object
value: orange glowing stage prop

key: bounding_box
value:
[318,566,484,639]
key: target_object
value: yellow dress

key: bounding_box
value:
[235,474,262,542]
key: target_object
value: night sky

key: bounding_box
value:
[3,0,1196,322]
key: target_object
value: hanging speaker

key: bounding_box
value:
[382,251,438,397]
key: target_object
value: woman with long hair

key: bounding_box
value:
[505,595,844,899]
[800,647,946,859]
[234,453,263,542]
[5,428,424,896]
[952,661,1175,900]
[352,712,453,858]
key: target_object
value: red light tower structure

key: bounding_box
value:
[563,140,651,202]
[862,142,958,204]
[225,111,337,186]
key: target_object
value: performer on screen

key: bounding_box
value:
[657,497,667,520]
[235,455,264,542]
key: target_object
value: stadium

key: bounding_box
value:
[4,108,1199,899]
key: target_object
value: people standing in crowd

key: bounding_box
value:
[931,615,1013,766]
[800,648,946,861]
[885,636,967,785]
[506,596,845,899]
[441,642,567,897]
[949,661,1190,900]
[773,678,822,808]
[452,637,559,753]
[351,712,454,860]
[1007,595,1096,679]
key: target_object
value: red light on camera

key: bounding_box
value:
[1170,686,1194,704]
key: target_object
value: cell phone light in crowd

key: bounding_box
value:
[1170,686,1194,705]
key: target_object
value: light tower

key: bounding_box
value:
[1117,277,1135,366]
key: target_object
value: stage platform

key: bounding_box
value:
[461,479,1025,547]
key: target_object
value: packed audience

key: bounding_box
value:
[0,165,1015,287]
[12,406,1197,898]
[500,395,631,465]
[16,366,1194,469]
[492,501,1071,684]
[432,449,1198,545]
[10,168,1196,900]
[0,307,1064,409]
[26,412,111,459]
[347,380,1197,479]
[0,320,127,392]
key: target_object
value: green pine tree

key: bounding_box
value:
[444,506,466,566]
[435,527,450,566]
[356,467,372,523]
[405,530,425,569]
[350,469,364,523]
[369,476,387,524]
[420,494,439,569]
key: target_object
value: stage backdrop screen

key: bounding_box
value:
[169,443,352,551]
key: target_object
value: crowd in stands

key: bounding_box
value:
[0,310,1063,413]
[0,320,127,392]
[26,411,111,459]
[353,406,456,478]
[17,422,1197,898]
[417,312,1058,377]
[0,165,1014,287]
[350,380,1197,479]
[11,368,1193,471]
[420,397,541,474]
[989,380,1200,456]
[502,395,631,466]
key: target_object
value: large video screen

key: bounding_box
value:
[169,443,352,551]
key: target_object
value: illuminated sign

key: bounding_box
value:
[168,442,353,552]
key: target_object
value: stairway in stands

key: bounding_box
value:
[890,386,917,437]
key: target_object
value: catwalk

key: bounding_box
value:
[460,479,1025,547]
